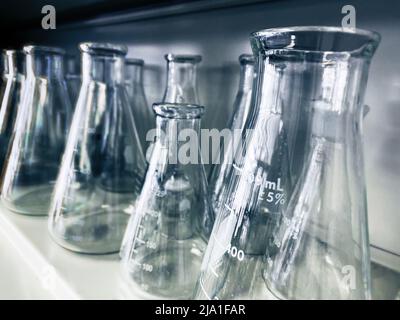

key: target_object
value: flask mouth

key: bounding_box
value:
[3,49,25,74]
[126,58,144,65]
[165,54,202,63]
[250,26,380,59]
[239,54,255,64]
[23,45,65,56]
[153,103,205,119]
[79,42,127,56]
[3,49,25,59]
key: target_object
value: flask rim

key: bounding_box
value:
[250,26,380,59]
[126,58,144,65]
[79,42,127,56]
[23,45,65,56]
[3,49,20,55]
[239,54,255,64]
[3,49,25,58]
[165,54,202,63]
[153,103,205,119]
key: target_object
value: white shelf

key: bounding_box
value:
[1,203,399,299]
[0,204,141,299]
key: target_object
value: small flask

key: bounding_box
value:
[0,50,25,171]
[1,46,72,215]
[125,58,152,152]
[121,103,213,299]
[48,43,146,254]
[209,54,255,211]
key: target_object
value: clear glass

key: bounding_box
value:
[145,54,202,162]
[162,54,201,104]
[48,43,147,254]
[1,46,72,215]
[0,50,25,171]
[195,26,380,300]
[120,103,213,299]
[65,54,81,106]
[125,58,153,152]
[209,54,255,211]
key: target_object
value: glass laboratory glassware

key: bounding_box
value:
[120,103,213,299]
[125,58,152,152]
[162,54,201,104]
[0,50,25,171]
[195,26,380,300]
[48,43,146,254]
[209,54,255,211]
[145,54,202,162]
[65,54,81,106]
[1,46,72,215]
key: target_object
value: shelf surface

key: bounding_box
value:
[0,203,399,299]
[0,203,142,299]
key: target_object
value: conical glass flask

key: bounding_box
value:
[0,50,25,171]
[125,58,152,152]
[145,54,202,162]
[120,103,213,299]
[195,26,380,300]
[162,54,201,104]
[48,43,146,254]
[65,54,81,107]
[1,46,72,215]
[209,54,255,211]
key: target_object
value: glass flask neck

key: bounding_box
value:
[125,60,144,85]
[153,103,204,165]
[25,48,64,79]
[239,56,255,92]
[163,55,201,103]
[82,52,125,84]
[156,116,201,144]
[3,50,25,76]
[251,27,380,116]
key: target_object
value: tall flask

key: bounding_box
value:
[145,54,202,162]
[0,50,25,171]
[162,54,201,104]
[121,103,213,299]
[1,46,72,215]
[125,58,152,152]
[195,26,380,300]
[209,54,255,211]
[48,43,146,254]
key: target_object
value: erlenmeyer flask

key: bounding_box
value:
[209,54,255,211]
[121,103,213,299]
[195,26,380,300]
[1,46,72,215]
[0,50,25,171]
[125,58,152,152]
[162,54,201,104]
[48,43,146,254]
[65,54,81,106]
[145,54,202,162]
